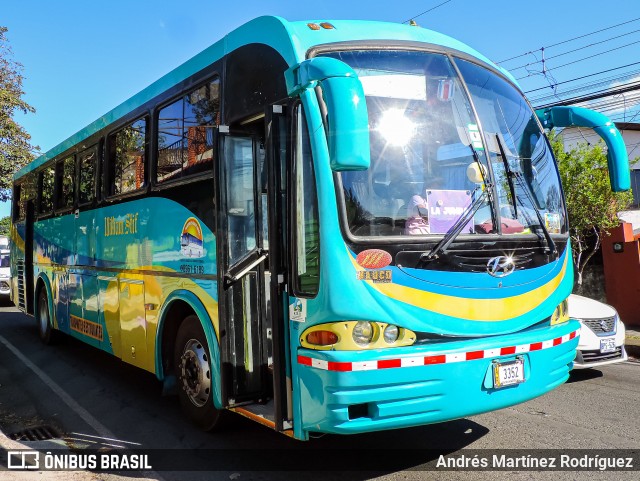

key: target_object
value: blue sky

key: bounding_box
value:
[2,0,639,218]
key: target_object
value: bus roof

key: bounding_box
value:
[16,16,511,180]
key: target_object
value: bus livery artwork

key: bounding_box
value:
[10,17,629,440]
[181,217,205,258]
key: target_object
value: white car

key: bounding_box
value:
[569,294,627,369]
[0,248,10,300]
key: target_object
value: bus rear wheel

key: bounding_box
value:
[174,315,225,431]
[36,288,58,344]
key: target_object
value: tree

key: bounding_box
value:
[0,26,37,202]
[550,133,633,285]
[0,215,9,236]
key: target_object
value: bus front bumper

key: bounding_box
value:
[296,320,579,436]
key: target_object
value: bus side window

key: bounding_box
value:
[107,117,147,196]
[292,106,320,297]
[55,155,75,210]
[39,166,55,215]
[78,146,97,205]
[157,78,219,184]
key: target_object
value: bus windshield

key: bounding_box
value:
[322,50,567,239]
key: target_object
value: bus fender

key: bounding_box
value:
[35,272,56,329]
[155,290,222,409]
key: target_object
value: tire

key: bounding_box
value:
[174,315,225,431]
[36,288,59,344]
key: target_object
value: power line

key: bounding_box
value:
[402,0,452,24]
[536,83,640,109]
[497,16,640,64]
[529,71,640,103]
[508,28,640,71]
[516,39,640,81]
[525,62,640,94]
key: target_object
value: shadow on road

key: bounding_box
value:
[0,307,491,479]
[566,368,603,383]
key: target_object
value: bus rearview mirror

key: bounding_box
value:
[536,106,630,192]
[286,58,371,172]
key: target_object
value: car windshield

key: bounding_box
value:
[321,50,567,239]
[0,254,9,268]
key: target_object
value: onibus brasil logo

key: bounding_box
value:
[181,217,204,258]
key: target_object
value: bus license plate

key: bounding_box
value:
[600,338,616,353]
[493,359,525,388]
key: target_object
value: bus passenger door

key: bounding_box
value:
[218,132,269,405]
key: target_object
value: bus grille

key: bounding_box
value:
[16,260,25,310]
[582,317,616,336]
[580,347,623,363]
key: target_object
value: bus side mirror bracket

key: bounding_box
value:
[536,106,630,192]
[285,58,370,171]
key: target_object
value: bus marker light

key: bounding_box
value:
[307,23,321,30]
[320,23,335,30]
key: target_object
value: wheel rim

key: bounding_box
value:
[38,295,48,334]
[179,339,211,407]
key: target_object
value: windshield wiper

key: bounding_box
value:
[420,146,494,264]
[420,186,489,264]
[494,134,558,258]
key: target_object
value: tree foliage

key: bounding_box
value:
[550,132,633,285]
[0,26,37,201]
[0,216,9,236]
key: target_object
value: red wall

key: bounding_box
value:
[602,222,640,327]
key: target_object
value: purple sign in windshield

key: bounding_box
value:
[426,189,472,234]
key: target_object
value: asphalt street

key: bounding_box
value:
[0,302,638,481]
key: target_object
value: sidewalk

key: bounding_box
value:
[625,328,640,360]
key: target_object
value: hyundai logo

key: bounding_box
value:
[487,256,516,277]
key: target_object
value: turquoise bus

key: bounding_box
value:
[11,16,629,441]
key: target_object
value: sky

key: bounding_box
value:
[2,0,639,218]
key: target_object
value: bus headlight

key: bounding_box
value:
[352,321,374,345]
[550,299,569,325]
[383,324,399,343]
[300,321,416,350]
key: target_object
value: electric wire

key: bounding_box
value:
[402,0,452,24]
[497,16,640,64]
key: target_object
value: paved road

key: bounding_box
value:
[0,303,638,481]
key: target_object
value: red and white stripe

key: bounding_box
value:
[298,330,579,372]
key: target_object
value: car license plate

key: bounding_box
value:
[493,358,525,388]
[600,337,616,353]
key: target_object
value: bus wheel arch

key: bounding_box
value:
[156,292,223,410]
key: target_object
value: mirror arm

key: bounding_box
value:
[536,106,630,192]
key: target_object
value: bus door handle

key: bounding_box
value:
[224,251,268,287]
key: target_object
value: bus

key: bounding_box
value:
[11,16,629,441]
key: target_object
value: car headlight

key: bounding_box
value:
[550,299,569,325]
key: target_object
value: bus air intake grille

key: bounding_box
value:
[450,252,534,272]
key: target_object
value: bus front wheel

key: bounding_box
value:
[36,289,58,344]
[174,315,225,431]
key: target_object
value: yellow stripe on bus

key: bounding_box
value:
[349,250,568,322]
